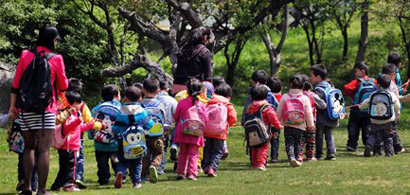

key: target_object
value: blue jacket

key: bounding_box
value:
[112,102,154,138]
[88,100,121,152]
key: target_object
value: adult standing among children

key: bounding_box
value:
[9,25,69,195]
[172,27,214,94]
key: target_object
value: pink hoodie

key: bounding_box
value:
[60,113,94,151]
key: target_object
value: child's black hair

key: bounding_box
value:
[68,78,83,93]
[266,76,282,93]
[381,63,397,75]
[377,74,391,89]
[354,62,369,75]
[387,52,401,67]
[289,75,303,89]
[101,84,119,102]
[125,86,142,102]
[187,78,204,105]
[300,74,312,91]
[65,90,82,105]
[251,70,268,84]
[159,77,169,90]
[132,82,144,90]
[215,83,233,98]
[310,64,327,80]
[212,76,226,88]
[250,85,268,101]
[143,76,160,94]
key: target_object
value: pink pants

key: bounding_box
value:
[251,142,269,168]
[177,143,199,177]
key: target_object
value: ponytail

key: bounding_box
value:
[186,78,203,105]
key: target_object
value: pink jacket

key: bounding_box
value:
[61,113,94,151]
[276,89,314,131]
[174,97,208,147]
[205,94,237,140]
[12,46,69,114]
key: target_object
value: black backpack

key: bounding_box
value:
[17,50,55,113]
[243,105,270,148]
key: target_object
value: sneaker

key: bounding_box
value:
[176,174,186,180]
[63,186,80,192]
[16,180,25,191]
[324,154,336,161]
[149,165,158,183]
[133,183,142,189]
[315,156,323,160]
[255,166,266,171]
[364,145,372,157]
[346,145,358,152]
[203,167,209,175]
[198,166,203,173]
[395,147,406,154]
[170,147,178,161]
[221,148,229,160]
[290,159,302,167]
[207,168,217,177]
[75,179,87,189]
[306,157,317,162]
[173,162,178,172]
[114,172,123,189]
[141,178,148,183]
[269,158,278,163]
[18,190,32,195]
[158,171,165,176]
[187,175,197,181]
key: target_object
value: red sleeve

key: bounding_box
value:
[63,117,82,134]
[80,122,94,132]
[226,102,237,127]
[343,79,359,96]
[54,55,69,91]
[11,50,32,91]
[174,101,182,123]
[264,106,281,129]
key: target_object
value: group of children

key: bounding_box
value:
[4,52,409,193]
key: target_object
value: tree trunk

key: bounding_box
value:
[342,27,349,61]
[355,0,369,63]
[406,44,410,79]
[225,38,247,86]
[302,26,315,66]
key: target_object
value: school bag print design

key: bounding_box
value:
[282,94,305,125]
[181,105,206,136]
[93,102,119,144]
[143,100,165,137]
[243,105,270,147]
[353,78,377,117]
[204,102,228,137]
[315,83,346,120]
[369,90,394,120]
[122,126,147,159]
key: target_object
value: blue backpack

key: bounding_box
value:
[142,100,165,137]
[266,92,279,110]
[353,78,377,117]
[93,102,120,144]
[122,126,147,159]
[315,82,345,120]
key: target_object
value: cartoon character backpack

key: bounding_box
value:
[122,126,147,159]
[282,94,305,125]
[243,105,270,147]
[315,82,346,120]
[143,100,165,137]
[353,78,377,117]
[181,104,207,136]
[203,102,228,137]
[369,90,394,120]
[93,102,120,144]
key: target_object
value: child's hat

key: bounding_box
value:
[203,81,214,94]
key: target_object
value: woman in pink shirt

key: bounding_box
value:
[9,26,68,195]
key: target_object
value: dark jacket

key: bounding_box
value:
[174,44,213,84]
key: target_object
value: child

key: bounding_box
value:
[212,76,226,89]
[156,78,178,175]
[343,62,377,152]
[310,64,338,160]
[140,77,167,183]
[359,74,400,157]
[299,74,326,162]
[51,90,99,192]
[381,63,404,154]
[202,82,237,177]
[276,76,314,167]
[89,84,121,185]
[174,78,208,180]
[112,86,154,189]
[387,52,406,95]
[215,83,233,159]
[266,76,283,163]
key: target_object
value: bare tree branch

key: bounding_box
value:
[165,0,204,28]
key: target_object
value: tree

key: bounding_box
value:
[355,0,369,63]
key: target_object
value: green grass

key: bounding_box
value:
[1,104,410,194]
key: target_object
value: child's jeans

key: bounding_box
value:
[142,136,164,179]
[177,143,199,177]
[367,123,394,156]
[117,151,143,184]
[202,138,224,171]
[250,142,269,168]
[347,111,370,150]
[300,128,315,159]
[315,123,336,158]
[51,150,76,189]
[284,127,304,161]
[159,133,170,174]
[75,139,85,181]
[18,152,38,191]
[270,128,280,160]
[95,150,118,185]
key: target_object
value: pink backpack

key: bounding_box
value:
[51,125,69,149]
[181,104,207,136]
[282,94,305,125]
[303,91,317,119]
[204,102,228,137]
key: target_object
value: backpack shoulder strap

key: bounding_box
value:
[44,52,56,60]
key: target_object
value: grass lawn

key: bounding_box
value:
[0,105,410,195]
